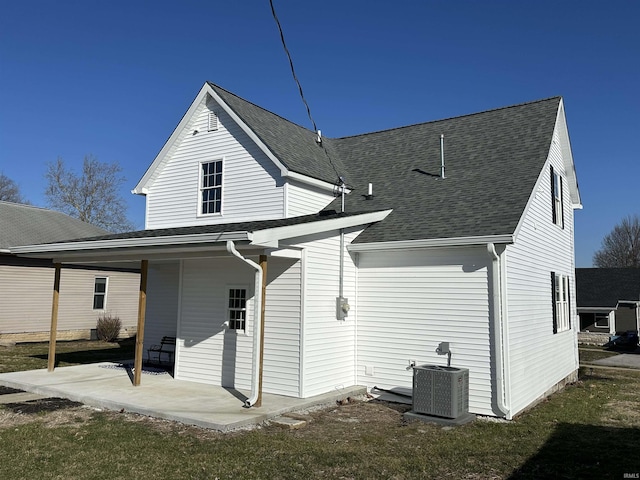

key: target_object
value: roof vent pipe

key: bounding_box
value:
[316,129,322,145]
[440,134,445,179]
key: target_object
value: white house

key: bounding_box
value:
[0,202,140,342]
[11,82,581,418]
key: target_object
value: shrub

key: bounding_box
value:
[96,315,122,342]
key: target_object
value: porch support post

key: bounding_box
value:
[255,255,268,407]
[133,259,149,386]
[47,263,62,372]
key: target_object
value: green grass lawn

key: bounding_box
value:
[0,339,135,373]
[1,341,639,479]
[578,345,621,364]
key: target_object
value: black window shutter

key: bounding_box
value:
[551,272,557,334]
[550,166,556,224]
[560,177,565,229]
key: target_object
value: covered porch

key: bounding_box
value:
[0,361,364,431]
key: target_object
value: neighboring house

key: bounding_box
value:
[0,202,140,342]
[11,82,581,419]
[576,267,640,336]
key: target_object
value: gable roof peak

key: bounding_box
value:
[206,81,317,135]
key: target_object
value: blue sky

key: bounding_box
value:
[0,1,638,266]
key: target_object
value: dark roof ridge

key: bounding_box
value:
[333,96,563,141]
[0,200,50,211]
[207,81,317,135]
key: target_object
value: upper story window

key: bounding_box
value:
[551,272,571,333]
[551,166,564,228]
[200,159,223,215]
[93,277,108,310]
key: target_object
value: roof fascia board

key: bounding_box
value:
[133,84,211,195]
[10,231,252,256]
[556,99,582,208]
[251,210,392,247]
[287,171,342,193]
[207,85,289,177]
[512,101,582,241]
[347,234,514,252]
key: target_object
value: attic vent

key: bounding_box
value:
[208,111,218,131]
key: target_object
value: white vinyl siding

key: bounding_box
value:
[0,265,139,334]
[286,180,335,217]
[145,100,285,229]
[506,124,578,417]
[177,257,254,389]
[176,256,302,396]
[293,229,361,398]
[262,257,302,397]
[355,247,494,416]
[143,261,180,359]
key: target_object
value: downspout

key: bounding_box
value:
[226,241,263,408]
[487,243,510,418]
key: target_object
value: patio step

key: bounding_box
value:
[271,416,307,429]
[0,392,46,404]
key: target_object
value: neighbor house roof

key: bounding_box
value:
[576,268,640,308]
[0,202,109,251]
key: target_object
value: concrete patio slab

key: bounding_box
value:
[0,362,365,431]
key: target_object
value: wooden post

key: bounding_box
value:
[255,255,268,407]
[47,263,62,372]
[133,260,149,386]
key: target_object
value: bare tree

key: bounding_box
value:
[0,173,27,203]
[45,155,134,233]
[593,214,640,267]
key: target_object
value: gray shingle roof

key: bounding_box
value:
[0,202,109,249]
[208,83,345,185]
[34,210,375,244]
[209,83,561,244]
[576,268,640,308]
[333,97,561,243]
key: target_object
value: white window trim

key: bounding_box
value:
[552,169,564,228]
[226,285,249,334]
[93,276,109,311]
[197,158,224,218]
[554,273,570,333]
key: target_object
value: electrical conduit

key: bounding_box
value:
[226,241,263,408]
[487,243,510,418]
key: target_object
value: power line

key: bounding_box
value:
[268,0,345,192]
[269,0,318,134]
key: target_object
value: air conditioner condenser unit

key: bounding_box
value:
[412,365,469,419]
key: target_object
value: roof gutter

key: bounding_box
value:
[10,231,252,256]
[487,243,510,418]
[226,240,263,408]
[348,234,514,252]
